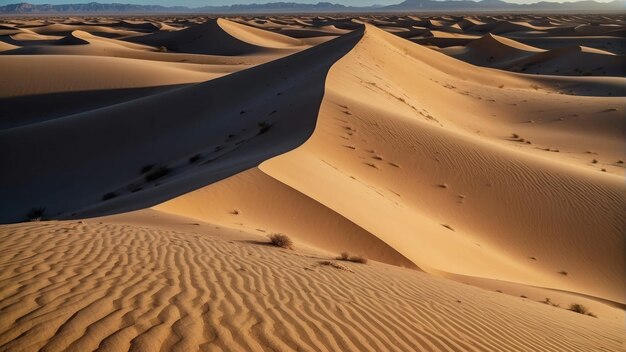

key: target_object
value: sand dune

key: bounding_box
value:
[0,13,624,352]
[440,33,542,65]
[126,18,304,56]
[441,33,626,76]
[0,28,363,223]
[156,23,624,305]
[0,213,622,352]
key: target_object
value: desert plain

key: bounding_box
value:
[0,12,624,352]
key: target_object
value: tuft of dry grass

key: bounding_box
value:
[144,165,171,182]
[441,224,455,231]
[102,192,117,201]
[543,298,560,307]
[569,303,597,318]
[189,154,201,164]
[337,252,368,264]
[257,121,273,135]
[268,233,293,249]
[26,207,46,222]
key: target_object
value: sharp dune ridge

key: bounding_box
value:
[0,13,624,352]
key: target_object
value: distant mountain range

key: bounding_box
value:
[0,0,624,14]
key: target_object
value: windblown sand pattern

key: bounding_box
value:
[0,217,623,351]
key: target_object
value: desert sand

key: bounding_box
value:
[0,14,624,351]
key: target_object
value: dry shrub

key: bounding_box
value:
[27,207,46,221]
[569,303,597,318]
[268,233,293,249]
[337,252,368,264]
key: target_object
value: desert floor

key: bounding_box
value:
[0,14,624,351]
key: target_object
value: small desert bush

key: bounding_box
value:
[144,165,172,182]
[189,154,201,164]
[569,303,596,318]
[337,252,368,264]
[27,207,46,221]
[268,233,293,249]
[102,192,117,201]
[543,298,560,307]
[140,164,155,174]
[257,121,273,135]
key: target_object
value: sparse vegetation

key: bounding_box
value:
[140,164,155,174]
[319,261,353,272]
[441,224,455,231]
[543,298,560,307]
[27,207,46,221]
[337,252,368,264]
[268,233,293,249]
[592,159,598,164]
[102,192,117,201]
[127,183,143,193]
[144,165,171,182]
[258,121,272,135]
[558,270,568,276]
[569,303,597,318]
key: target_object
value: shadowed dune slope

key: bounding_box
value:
[0,27,364,224]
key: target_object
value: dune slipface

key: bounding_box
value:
[0,13,624,352]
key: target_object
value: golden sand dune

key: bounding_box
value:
[0,213,623,352]
[441,33,626,76]
[0,14,624,351]
[159,24,624,305]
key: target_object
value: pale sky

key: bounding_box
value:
[0,0,616,7]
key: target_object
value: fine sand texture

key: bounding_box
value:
[1,13,624,352]
[0,211,623,352]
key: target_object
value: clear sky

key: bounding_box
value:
[0,0,615,7]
